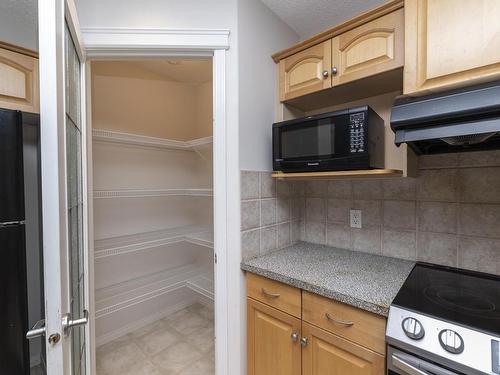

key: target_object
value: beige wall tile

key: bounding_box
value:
[417,169,458,202]
[291,198,305,220]
[328,180,352,199]
[305,221,326,244]
[351,226,381,254]
[291,220,304,243]
[291,181,306,197]
[459,150,500,168]
[458,167,500,203]
[327,199,350,224]
[352,200,381,226]
[418,154,459,169]
[241,229,260,261]
[260,172,276,198]
[277,180,292,197]
[278,223,291,248]
[241,200,260,230]
[306,180,328,197]
[326,223,351,249]
[382,178,416,200]
[383,201,416,230]
[260,199,276,226]
[260,226,277,255]
[458,236,500,275]
[417,232,457,267]
[306,198,326,222]
[241,171,260,200]
[418,202,457,234]
[382,229,416,260]
[459,204,500,238]
[352,179,382,200]
[277,198,291,223]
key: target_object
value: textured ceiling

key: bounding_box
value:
[0,0,37,25]
[260,0,387,39]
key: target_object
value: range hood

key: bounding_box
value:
[390,81,500,154]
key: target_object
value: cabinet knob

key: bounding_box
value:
[300,336,308,348]
[322,70,329,78]
[291,332,299,342]
[332,67,338,75]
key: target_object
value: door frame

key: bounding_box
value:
[80,28,230,375]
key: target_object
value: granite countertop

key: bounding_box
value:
[241,242,415,317]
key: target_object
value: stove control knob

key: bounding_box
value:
[401,317,425,340]
[439,329,464,354]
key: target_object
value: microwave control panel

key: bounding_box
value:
[349,112,366,153]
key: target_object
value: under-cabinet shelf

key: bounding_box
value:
[94,226,213,259]
[272,169,403,180]
[93,128,213,151]
[93,188,213,199]
[95,262,214,319]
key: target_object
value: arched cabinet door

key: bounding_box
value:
[331,8,404,87]
[0,47,39,113]
[279,40,332,101]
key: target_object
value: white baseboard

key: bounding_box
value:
[96,297,196,347]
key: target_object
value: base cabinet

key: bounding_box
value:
[247,298,302,375]
[302,322,385,375]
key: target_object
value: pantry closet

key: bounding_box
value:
[90,59,214,374]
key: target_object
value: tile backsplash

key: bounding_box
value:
[241,150,500,275]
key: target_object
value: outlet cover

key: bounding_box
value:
[350,209,362,228]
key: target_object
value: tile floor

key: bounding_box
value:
[97,303,215,375]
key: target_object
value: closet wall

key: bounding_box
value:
[91,60,214,345]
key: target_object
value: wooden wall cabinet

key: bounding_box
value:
[277,3,404,103]
[246,273,386,375]
[0,46,39,113]
[279,40,332,101]
[404,0,500,95]
[332,8,404,87]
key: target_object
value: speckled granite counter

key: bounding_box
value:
[241,242,415,317]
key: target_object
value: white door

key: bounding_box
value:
[37,0,90,373]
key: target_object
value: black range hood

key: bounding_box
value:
[390,81,500,155]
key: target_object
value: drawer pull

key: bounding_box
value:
[325,312,354,327]
[291,332,299,342]
[261,288,281,298]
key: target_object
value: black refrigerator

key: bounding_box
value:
[0,108,40,375]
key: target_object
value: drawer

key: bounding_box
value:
[302,291,386,354]
[246,273,301,318]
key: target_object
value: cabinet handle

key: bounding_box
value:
[300,336,308,348]
[261,288,280,298]
[325,312,354,327]
[291,332,299,342]
[322,70,329,78]
[332,66,338,75]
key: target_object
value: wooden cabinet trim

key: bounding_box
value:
[272,0,404,63]
[247,298,302,375]
[302,321,385,375]
[0,41,38,59]
[247,272,302,318]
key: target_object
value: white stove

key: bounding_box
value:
[386,263,500,375]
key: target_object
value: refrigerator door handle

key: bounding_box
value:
[26,319,46,339]
[0,221,25,228]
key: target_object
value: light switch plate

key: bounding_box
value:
[350,209,362,228]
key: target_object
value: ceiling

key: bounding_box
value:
[0,0,37,24]
[92,59,212,85]
[260,0,387,39]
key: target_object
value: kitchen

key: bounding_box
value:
[0,0,500,374]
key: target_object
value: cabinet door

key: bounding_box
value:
[331,8,404,86]
[404,0,500,95]
[302,322,385,375]
[279,40,332,101]
[247,298,301,375]
[0,47,39,113]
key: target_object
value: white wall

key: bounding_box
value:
[0,1,38,51]
[238,0,298,172]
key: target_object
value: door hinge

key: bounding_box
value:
[214,253,217,264]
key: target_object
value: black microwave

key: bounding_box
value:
[273,106,385,172]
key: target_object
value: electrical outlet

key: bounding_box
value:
[350,209,362,228]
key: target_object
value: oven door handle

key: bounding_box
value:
[392,355,428,375]
[392,354,460,375]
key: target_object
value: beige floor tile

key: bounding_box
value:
[178,353,215,375]
[97,338,146,374]
[185,325,214,354]
[133,322,179,356]
[150,341,203,374]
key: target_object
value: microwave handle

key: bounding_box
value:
[392,354,460,375]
